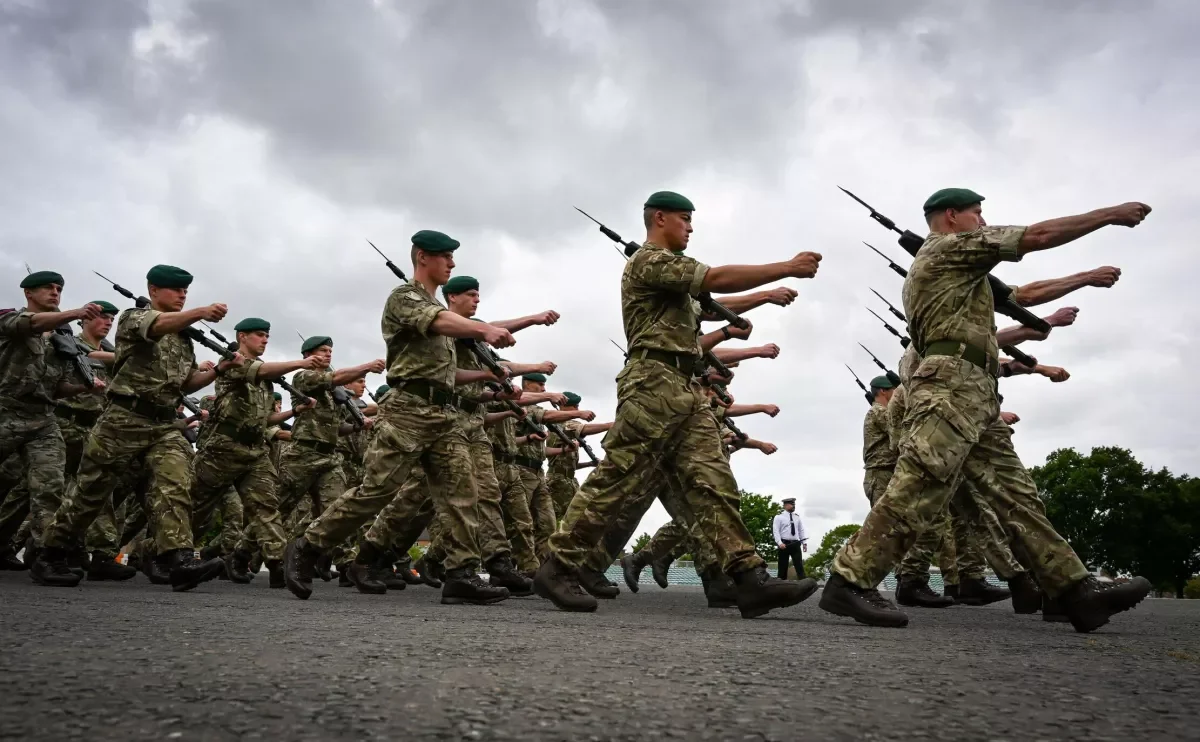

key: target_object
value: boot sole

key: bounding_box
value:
[651,569,670,590]
[490,581,534,597]
[819,588,910,628]
[896,597,956,609]
[441,594,511,605]
[283,542,313,600]
[739,578,820,619]
[621,558,641,593]
[708,600,738,609]
[957,595,1011,606]
[533,577,599,613]
[171,561,225,593]
[1068,587,1151,633]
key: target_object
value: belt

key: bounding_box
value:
[107,393,178,423]
[55,407,101,427]
[214,421,266,447]
[922,340,999,377]
[491,449,541,470]
[387,378,460,408]
[457,397,483,414]
[629,348,700,376]
[492,448,517,466]
[293,438,336,455]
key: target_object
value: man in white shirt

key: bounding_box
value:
[773,498,807,580]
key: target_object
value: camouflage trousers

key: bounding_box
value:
[518,467,556,563]
[546,473,578,521]
[644,516,720,575]
[494,461,539,572]
[304,393,480,571]
[58,417,137,556]
[45,405,194,555]
[190,436,288,562]
[863,467,893,506]
[277,442,345,534]
[0,453,29,550]
[0,409,65,548]
[550,362,761,574]
[833,358,1087,597]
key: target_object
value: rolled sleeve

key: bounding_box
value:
[971,226,1026,264]
[244,359,265,383]
[633,250,710,295]
[294,369,335,394]
[688,263,710,297]
[411,305,443,337]
[0,311,33,338]
[135,309,163,341]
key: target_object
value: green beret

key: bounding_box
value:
[272,392,283,401]
[644,191,695,212]
[443,275,479,296]
[90,300,119,315]
[20,271,65,289]
[375,384,390,399]
[522,373,547,384]
[301,335,332,354]
[922,188,985,215]
[412,230,460,254]
[234,317,271,333]
[562,391,582,407]
[146,264,193,289]
[870,375,896,390]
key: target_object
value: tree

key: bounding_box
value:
[803,524,861,579]
[739,491,782,562]
[630,532,652,554]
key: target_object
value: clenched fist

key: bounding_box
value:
[764,287,798,307]
[1086,266,1121,288]
[1045,307,1079,328]
[366,359,386,374]
[482,325,515,349]
[1107,202,1151,227]
[757,344,780,359]
[199,303,229,323]
[787,252,822,279]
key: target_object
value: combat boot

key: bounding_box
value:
[943,583,959,601]
[141,545,171,585]
[199,543,223,561]
[578,565,620,599]
[381,564,407,591]
[225,550,253,585]
[336,563,353,587]
[167,548,224,592]
[283,537,321,600]
[733,564,817,619]
[534,554,598,612]
[1060,575,1151,633]
[1041,592,1069,622]
[396,556,422,586]
[316,553,334,582]
[486,554,534,597]
[620,551,650,593]
[30,546,83,587]
[348,561,388,595]
[650,555,673,589]
[895,576,956,608]
[87,551,137,582]
[1007,572,1041,614]
[265,559,285,589]
[957,577,1012,606]
[249,552,263,576]
[413,556,442,588]
[699,566,737,608]
[818,573,909,628]
[66,547,88,579]
[442,567,510,605]
[0,546,27,571]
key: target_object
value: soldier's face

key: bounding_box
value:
[149,286,188,312]
[420,251,455,285]
[346,378,366,397]
[308,346,333,367]
[948,204,985,232]
[523,381,546,394]
[662,211,693,252]
[274,400,282,413]
[84,314,114,338]
[448,290,479,318]
[24,284,62,311]
[240,330,269,357]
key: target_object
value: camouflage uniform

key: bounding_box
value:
[861,401,895,506]
[545,420,583,519]
[337,404,370,489]
[514,407,557,558]
[187,356,289,562]
[832,226,1088,597]
[43,307,198,555]
[487,403,540,572]
[0,454,30,550]
[303,281,480,570]
[549,243,762,574]
[277,369,347,536]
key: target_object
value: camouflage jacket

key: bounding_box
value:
[0,310,68,414]
[107,307,197,410]
[622,242,708,357]
[488,403,544,458]
[862,402,897,470]
[546,419,583,478]
[336,402,369,465]
[886,385,908,450]
[382,282,455,389]
[56,335,110,416]
[290,369,340,445]
[207,358,275,447]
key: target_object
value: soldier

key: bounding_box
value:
[544,392,609,520]
[2,272,106,586]
[284,229,517,605]
[822,188,1153,632]
[39,265,230,591]
[187,317,320,587]
[537,191,822,617]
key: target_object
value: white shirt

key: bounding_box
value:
[773,510,807,544]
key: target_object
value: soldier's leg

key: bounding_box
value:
[215,488,245,556]
[644,519,690,563]
[547,474,578,521]
[0,476,31,549]
[526,471,556,561]
[583,476,663,574]
[143,431,201,556]
[896,508,949,582]
[236,456,288,564]
[497,463,537,573]
[469,434,511,565]
[19,423,67,547]
[83,491,121,555]
[420,424,481,573]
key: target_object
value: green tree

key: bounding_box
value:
[803,524,861,579]
[630,532,652,554]
[739,491,783,562]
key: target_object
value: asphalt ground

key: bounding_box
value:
[1,572,1197,741]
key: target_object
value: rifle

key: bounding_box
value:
[841,187,1051,335]
[548,401,600,467]
[866,308,910,349]
[179,397,202,444]
[859,238,1039,369]
[22,265,96,388]
[845,364,875,405]
[722,415,749,444]
[290,330,363,428]
[857,343,902,388]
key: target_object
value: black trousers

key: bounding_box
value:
[777,540,806,580]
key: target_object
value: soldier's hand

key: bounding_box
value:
[759,442,778,455]
[758,344,780,359]
[568,440,580,450]
[294,399,317,414]
[1000,411,1021,425]
[199,303,229,323]
[90,378,106,394]
[726,319,753,341]
[196,360,216,373]
[763,404,780,417]
[1107,202,1150,227]
[275,430,292,441]
[577,410,596,422]
[187,419,201,430]
[764,287,798,306]
[786,251,822,279]
[482,324,515,349]
[544,392,567,406]
[366,359,386,374]
[217,352,244,373]
[77,303,104,321]
[536,361,557,375]
[1086,266,1121,288]
[1039,365,1070,382]
[363,418,375,430]
[535,310,561,326]
[199,410,210,422]
[304,355,325,370]
[1045,306,1079,328]
[715,391,734,408]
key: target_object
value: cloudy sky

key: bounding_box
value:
[4,0,1197,550]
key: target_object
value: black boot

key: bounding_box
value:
[225,550,253,585]
[413,556,442,588]
[534,554,598,612]
[1041,592,1069,622]
[700,566,737,608]
[283,537,321,600]
[578,565,620,599]
[486,554,534,597]
[895,576,956,608]
[620,551,649,593]
[380,564,407,591]
[66,547,88,579]
[732,564,817,619]
[316,554,334,582]
[818,573,909,628]
[943,583,959,601]
[266,559,285,589]
[199,543,223,561]
[650,555,673,590]
[441,566,510,605]
[336,563,354,587]
[87,551,137,582]
[957,577,1012,606]
[167,548,225,592]
[1007,572,1041,614]
[249,552,264,576]
[396,556,422,586]
[141,546,171,585]
[1060,575,1151,633]
[30,546,83,587]
[348,561,388,595]
[0,546,27,571]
